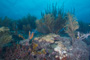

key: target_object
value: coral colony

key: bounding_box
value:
[0,4,90,60]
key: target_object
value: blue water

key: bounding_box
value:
[0,0,90,22]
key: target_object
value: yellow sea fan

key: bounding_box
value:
[65,13,79,38]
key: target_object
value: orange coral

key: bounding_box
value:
[18,34,25,40]
[29,32,34,39]
[18,31,34,40]
[29,31,30,38]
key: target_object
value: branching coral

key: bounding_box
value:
[77,32,90,40]
[19,31,34,46]
[36,14,54,34]
[0,27,12,47]
[0,16,12,27]
[0,16,18,32]
[23,24,31,33]
[17,14,36,33]
[0,14,36,34]
[36,13,66,34]
[65,13,79,43]
[44,14,55,33]
[36,4,66,34]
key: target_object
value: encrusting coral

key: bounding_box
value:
[34,33,60,43]
[0,27,12,47]
[34,34,70,60]
[54,41,67,60]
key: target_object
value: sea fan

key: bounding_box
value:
[65,13,79,43]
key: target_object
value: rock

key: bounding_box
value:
[67,40,89,60]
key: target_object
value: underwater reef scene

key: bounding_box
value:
[0,1,90,60]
